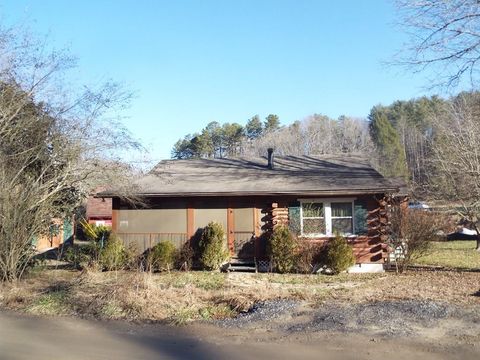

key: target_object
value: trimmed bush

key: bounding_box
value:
[199,222,229,270]
[326,235,355,274]
[268,225,297,273]
[148,240,177,272]
[99,234,128,271]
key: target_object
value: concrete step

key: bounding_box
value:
[228,258,257,272]
[228,264,257,272]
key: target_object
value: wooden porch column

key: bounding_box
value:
[253,205,260,259]
[111,209,118,232]
[227,207,235,255]
[187,206,195,240]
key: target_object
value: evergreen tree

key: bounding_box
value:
[245,115,263,139]
[264,114,280,132]
[221,123,244,156]
[369,107,408,178]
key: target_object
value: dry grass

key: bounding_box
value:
[1,267,478,324]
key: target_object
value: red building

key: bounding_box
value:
[86,190,112,226]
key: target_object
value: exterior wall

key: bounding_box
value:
[117,209,187,233]
[195,208,228,233]
[271,195,386,264]
[86,195,112,224]
[35,218,74,252]
[112,194,387,263]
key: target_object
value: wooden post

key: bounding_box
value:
[227,207,235,256]
[187,206,194,240]
[111,209,118,232]
[252,206,258,258]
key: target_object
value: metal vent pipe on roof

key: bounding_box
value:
[267,148,274,169]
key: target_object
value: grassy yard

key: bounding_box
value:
[0,266,479,324]
[415,241,480,269]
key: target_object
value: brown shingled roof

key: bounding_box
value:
[100,154,399,197]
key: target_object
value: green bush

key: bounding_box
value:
[148,240,177,272]
[326,235,355,274]
[199,222,229,270]
[64,244,93,269]
[99,234,128,271]
[268,225,297,273]
[80,220,111,243]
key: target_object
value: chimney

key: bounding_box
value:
[267,148,274,169]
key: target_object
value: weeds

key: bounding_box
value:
[27,290,71,316]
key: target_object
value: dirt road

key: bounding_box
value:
[0,311,478,360]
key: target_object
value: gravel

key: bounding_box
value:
[215,297,480,337]
[287,300,459,336]
[215,299,300,328]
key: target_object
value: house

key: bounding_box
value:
[86,188,112,226]
[34,218,74,253]
[99,151,400,272]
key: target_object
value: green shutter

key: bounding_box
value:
[288,201,301,235]
[354,199,368,235]
[63,218,73,243]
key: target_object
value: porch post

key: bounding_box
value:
[227,207,235,256]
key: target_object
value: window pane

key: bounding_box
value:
[331,202,352,217]
[303,218,326,234]
[302,202,324,217]
[332,218,353,234]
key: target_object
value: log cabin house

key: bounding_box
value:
[99,151,400,272]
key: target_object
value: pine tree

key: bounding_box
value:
[369,107,408,178]
[264,114,280,132]
[245,115,263,139]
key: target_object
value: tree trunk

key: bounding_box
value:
[475,226,480,252]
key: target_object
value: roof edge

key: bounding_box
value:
[96,187,399,198]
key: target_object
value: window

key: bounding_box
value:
[300,199,354,236]
[301,202,325,236]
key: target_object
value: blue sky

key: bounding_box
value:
[2,1,438,161]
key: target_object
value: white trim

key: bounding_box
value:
[347,263,384,273]
[299,198,357,237]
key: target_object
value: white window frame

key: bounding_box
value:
[299,198,356,237]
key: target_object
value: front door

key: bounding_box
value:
[231,207,256,259]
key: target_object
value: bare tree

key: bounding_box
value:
[396,0,480,88]
[427,92,480,250]
[243,114,374,159]
[0,25,142,281]
[388,200,444,273]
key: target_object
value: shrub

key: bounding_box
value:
[64,244,94,269]
[80,220,111,243]
[389,205,443,273]
[124,242,141,270]
[296,240,326,274]
[99,234,128,271]
[326,235,355,274]
[268,225,298,273]
[176,242,194,271]
[199,222,229,270]
[148,241,177,272]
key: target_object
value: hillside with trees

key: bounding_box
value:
[170,92,480,199]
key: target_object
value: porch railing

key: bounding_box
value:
[115,232,188,251]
